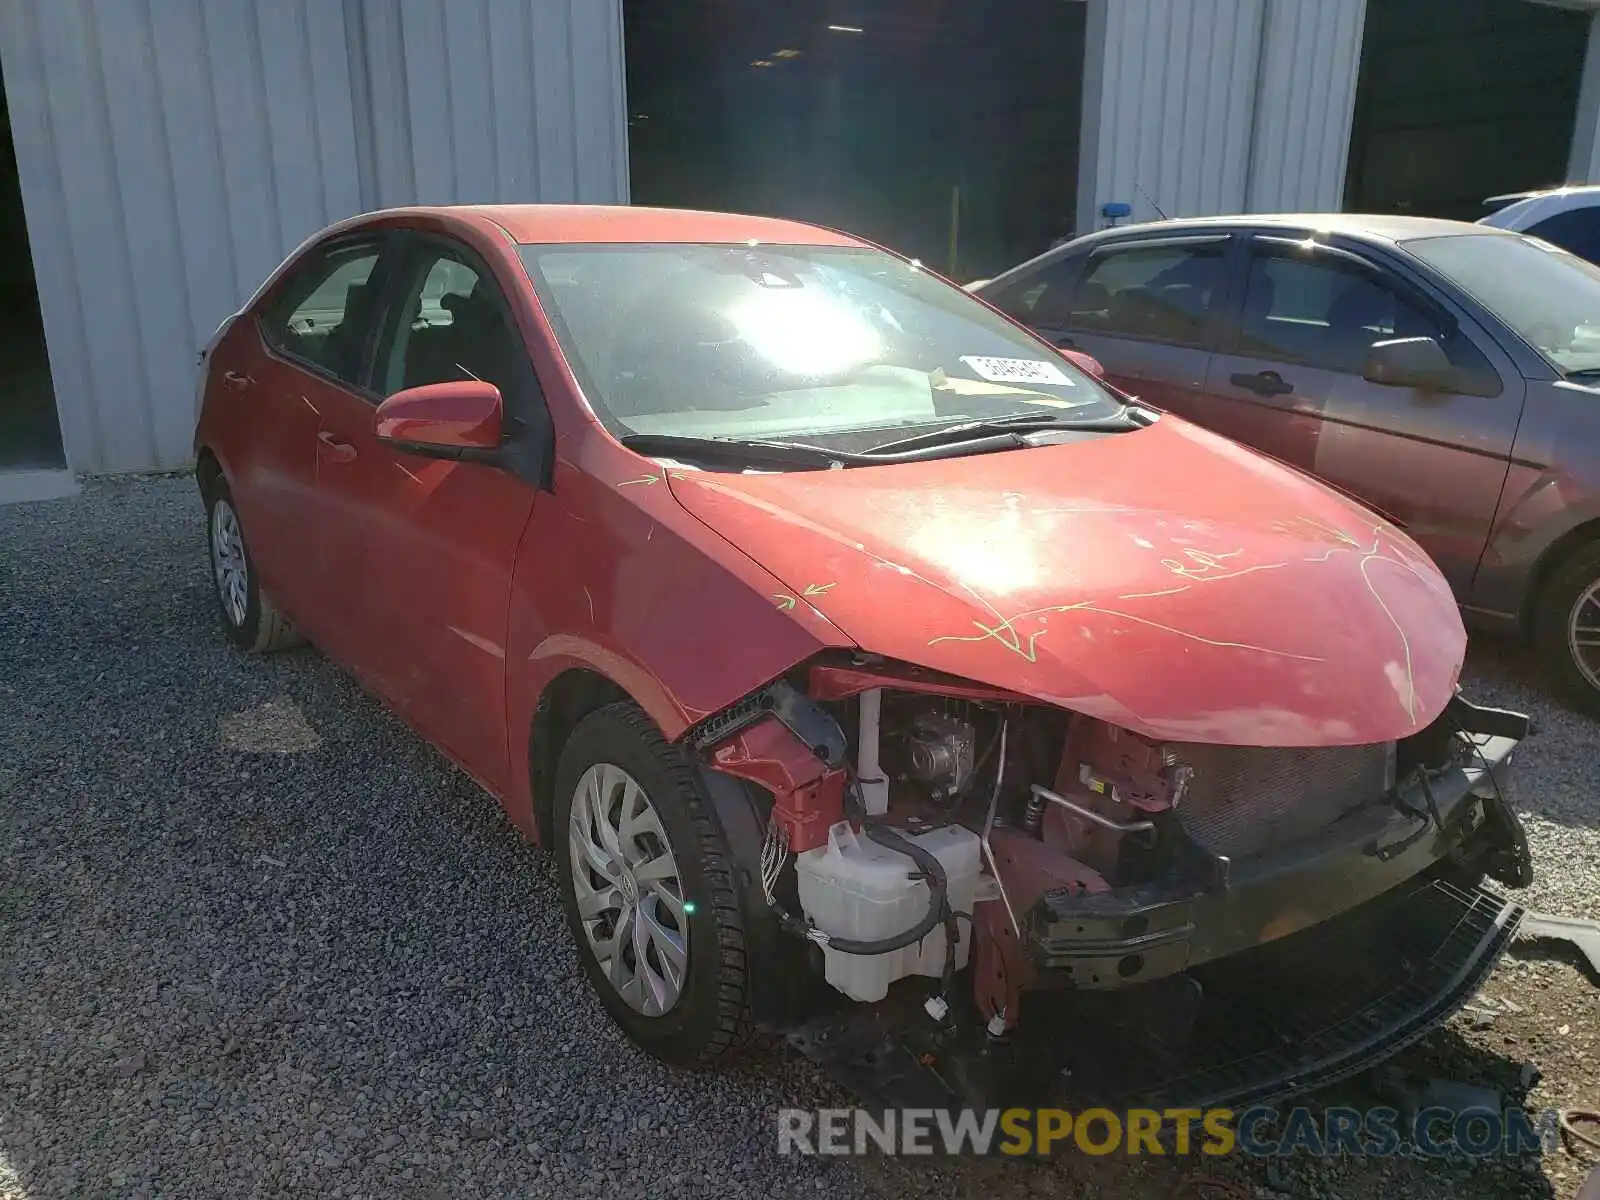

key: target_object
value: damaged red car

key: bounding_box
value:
[194,204,1534,1110]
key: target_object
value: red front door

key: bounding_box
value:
[307,234,543,792]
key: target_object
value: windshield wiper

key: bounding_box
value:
[864,407,1153,455]
[618,432,877,470]
[1565,367,1600,380]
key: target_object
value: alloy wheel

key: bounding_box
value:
[210,499,249,628]
[1571,578,1600,691]
[567,763,690,1016]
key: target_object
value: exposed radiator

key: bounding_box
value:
[1170,741,1395,858]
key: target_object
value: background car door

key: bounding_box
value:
[990,235,1230,417]
[247,237,392,641]
[1206,236,1522,590]
[312,234,542,792]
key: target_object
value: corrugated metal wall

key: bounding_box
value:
[1077,0,1367,231]
[1077,0,1264,231]
[348,0,628,210]
[1566,13,1600,181]
[1247,0,1367,211]
[0,0,627,474]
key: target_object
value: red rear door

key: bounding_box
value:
[203,320,320,615]
[245,236,394,656]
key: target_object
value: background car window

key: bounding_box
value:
[1404,231,1600,375]
[1524,207,1600,264]
[1239,253,1476,376]
[1067,242,1226,346]
[382,249,520,398]
[983,256,1078,325]
[263,248,381,384]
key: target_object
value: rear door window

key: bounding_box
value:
[260,242,387,387]
[983,255,1081,330]
[1067,240,1228,347]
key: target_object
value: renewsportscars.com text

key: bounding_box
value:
[776,1106,1561,1158]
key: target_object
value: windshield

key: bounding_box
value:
[1402,232,1600,375]
[517,243,1125,447]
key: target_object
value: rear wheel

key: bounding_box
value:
[552,702,753,1065]
[1534,541,1600,718]
[203,477,301,653]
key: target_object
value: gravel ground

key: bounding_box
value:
[2,475,1597,1200]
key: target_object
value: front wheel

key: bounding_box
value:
[203,478,301,653]
[1534,541,1600,718]
[552,702,753,1065]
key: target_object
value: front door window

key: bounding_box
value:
[380,251,521,401]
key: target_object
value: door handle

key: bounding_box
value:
[1229,370,1294,397]
[221,370,254,390]
[317,431,357,463]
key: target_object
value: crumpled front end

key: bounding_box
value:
[689,652,1532,1111]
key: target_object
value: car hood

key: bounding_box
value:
[665,418,1465,746]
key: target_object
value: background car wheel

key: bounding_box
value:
[553,701,752,1066]
[202,478,301,653]
[1535,541,1600,718]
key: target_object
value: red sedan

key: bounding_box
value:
[195,205,1532,1107]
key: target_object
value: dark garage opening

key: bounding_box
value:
[1345,0,1590,220]
[623,0,1085,283]
[0,55,64,471]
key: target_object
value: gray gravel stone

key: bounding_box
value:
[1,475,1595,1200]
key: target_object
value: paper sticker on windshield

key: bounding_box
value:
[959,355,1075,386]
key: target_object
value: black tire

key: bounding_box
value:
[1534,540,1600,719]
[202,476,301,653]
[552,701,753,1066]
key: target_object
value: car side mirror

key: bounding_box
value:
[374,380,504,463]
[1362,336,1454,391]
[1061,349,1106,380]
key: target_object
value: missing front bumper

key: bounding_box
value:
[1028,730,1525,990]
[787,874,1523,1113]
[1035,875,1524,1109]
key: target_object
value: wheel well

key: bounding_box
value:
[195,448,223,502]
[1521,518,1600,635]
[528,668,630,844]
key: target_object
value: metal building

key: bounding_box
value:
[0,0,627,499]
[4,0,1600,496]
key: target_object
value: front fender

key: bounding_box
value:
[1475,470,1600,624]
[503,450,855,835]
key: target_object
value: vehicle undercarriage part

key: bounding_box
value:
[694,660,1534,1108]
[789,876,1524,1111]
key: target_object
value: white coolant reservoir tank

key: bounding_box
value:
[795,820,983,1003]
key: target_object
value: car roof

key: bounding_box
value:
[1484,183,1600,207]
[1477,185,1600,231]
[974,212,1520,292]
[1068,212,1501,247]
[412,203,867,248]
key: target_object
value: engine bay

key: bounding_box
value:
[690,651,1533,1106]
